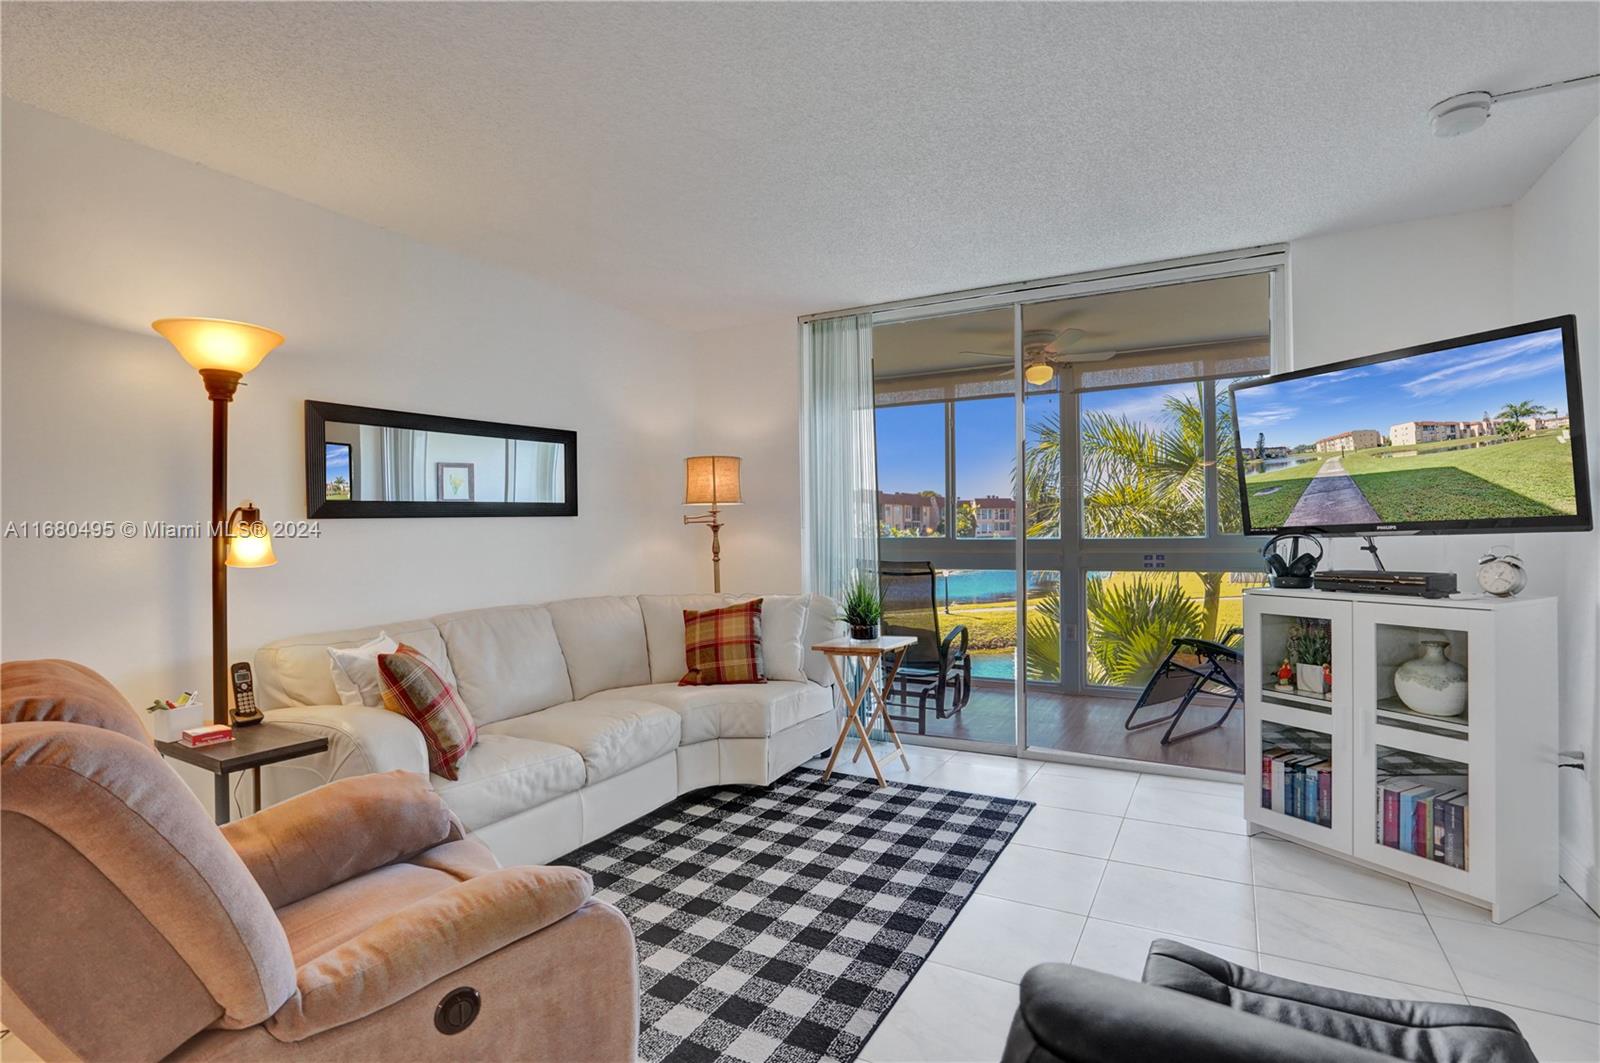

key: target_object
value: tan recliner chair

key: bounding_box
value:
[1,660,639,1062]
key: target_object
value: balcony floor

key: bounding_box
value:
[895,683,1243,774]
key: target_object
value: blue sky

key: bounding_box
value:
[875,395,1057,499]
[325,442,350,484]
[1235,328,1571,448]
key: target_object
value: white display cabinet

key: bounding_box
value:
[1243,587,1558,923]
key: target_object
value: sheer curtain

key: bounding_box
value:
[801,314,878,601]
[379,427,421,501]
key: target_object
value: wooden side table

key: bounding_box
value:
[156,723,329,825]
[811,635,916,786]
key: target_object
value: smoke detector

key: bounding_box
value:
[1428,92,1493,137]
[1428,73,1598,138]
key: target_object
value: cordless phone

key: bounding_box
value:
[230,661,264,727]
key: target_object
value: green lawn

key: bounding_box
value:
[1340,433,1577,521]
[1242,455,1328,527]
[897,571,1253,685]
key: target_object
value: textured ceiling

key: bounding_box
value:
[3,2,1596,332]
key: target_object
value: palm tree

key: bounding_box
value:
[1025,589,1062,681]
[1020,414,1062,538]
[1084,572,1203,686]
[1497,400,1555,438]
[1019,383,1236,681]
[955,500,977,538]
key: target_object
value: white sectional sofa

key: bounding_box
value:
[253,593,841,865]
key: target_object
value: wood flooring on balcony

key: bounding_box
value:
[897,684,1242,773]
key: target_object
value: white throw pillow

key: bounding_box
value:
[327,632,398,708]
[735,594,810,682]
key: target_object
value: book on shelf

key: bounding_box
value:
[1375,774,1468,870]
[1261,746,1332,827]
[1378,777,1400,848]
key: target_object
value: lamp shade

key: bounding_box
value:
[684,456,742,505]
[1024,363,1055,386]
[152,317,284,375]
[225,502,277,568]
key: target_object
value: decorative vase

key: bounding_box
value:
[1394,639,1468,717]
[1295,663,1327,696]
[849,623,880,642]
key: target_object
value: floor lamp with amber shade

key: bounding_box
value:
[153,318,283,725]
[683,456,742,593]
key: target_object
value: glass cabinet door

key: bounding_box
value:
[1244,592,1354,853]
[1352,602,1493,898]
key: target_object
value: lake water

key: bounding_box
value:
[1375,438,1507,460]
[1242,455,1317,473]
[937,568,1057,604]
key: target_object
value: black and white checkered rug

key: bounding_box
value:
[557,767,1032,1063]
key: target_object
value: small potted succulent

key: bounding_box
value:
[839,573,883,642]
[1293,620,1332,698]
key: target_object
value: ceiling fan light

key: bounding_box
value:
[1024,363,1055,386]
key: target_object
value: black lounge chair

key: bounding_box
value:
[1124,626,1244,744]
[878,561,972,735]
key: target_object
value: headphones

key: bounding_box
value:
[1261,532,1324,588]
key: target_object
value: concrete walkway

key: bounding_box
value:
[1286,456,1379,526]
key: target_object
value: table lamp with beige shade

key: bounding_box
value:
[683,455,741,593]
[152,317,282,725]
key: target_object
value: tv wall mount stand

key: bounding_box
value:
[1360,535,1386,572]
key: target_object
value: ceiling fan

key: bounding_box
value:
[961,325,1116,386]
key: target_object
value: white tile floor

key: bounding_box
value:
[805,745,1600,1063]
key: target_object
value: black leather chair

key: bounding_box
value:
[1001,940,1537,1063]
[878,561,971,735]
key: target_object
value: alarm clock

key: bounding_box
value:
[1476,552,1527,597]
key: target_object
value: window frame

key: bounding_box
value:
[864,249,1287,744]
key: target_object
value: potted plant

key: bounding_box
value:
[839,573,882,641]
[1295,620,1332,698]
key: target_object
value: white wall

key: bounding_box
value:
[692,132,1600,901]
[1289,181,1600,904]
[686,317,805,595]
[1,102,704,710]
[1287,206,1517,579]
[1512,117,1600,904]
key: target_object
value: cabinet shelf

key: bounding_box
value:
[1373,697,1469,739]
[1260,683,1335,711]
[1255,699,1338,732]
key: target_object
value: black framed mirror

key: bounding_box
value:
[306,401,577,518]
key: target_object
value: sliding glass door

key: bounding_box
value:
[869,256,1282,772]
[873,308,1019,749]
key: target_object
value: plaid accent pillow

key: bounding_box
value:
[377,643,477,780]
[679,599,767,686]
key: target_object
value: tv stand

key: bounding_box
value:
[1244,586,1558,923]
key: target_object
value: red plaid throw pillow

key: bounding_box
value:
[679,599,767,686]
[377,643,477,780]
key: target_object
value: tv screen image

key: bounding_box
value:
[1230,316,1590,535]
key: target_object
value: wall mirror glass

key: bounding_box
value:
[306,401,577,517]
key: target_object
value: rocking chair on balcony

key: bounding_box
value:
[1124,627,1245,745]
[879,561,972,736]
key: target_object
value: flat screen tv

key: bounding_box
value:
[1229,316,1591,536]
